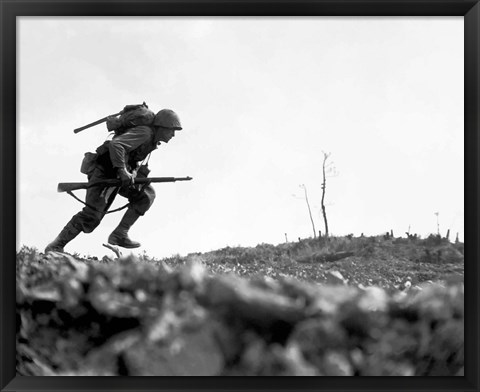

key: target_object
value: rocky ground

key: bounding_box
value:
[16,235,464,376]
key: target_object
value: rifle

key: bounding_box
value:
[57,177,193,193]
[73,102,148,134]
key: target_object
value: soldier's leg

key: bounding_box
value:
[72,186,117,230]
[44,219,82,253]
[45,168,115,253]
[108,185,156,248]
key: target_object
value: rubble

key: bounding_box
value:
[16,244,464,376]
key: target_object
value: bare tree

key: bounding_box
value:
[321,152,336,237]
[299,184,317,239]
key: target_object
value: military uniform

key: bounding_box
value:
[45,109,182,253]
[73,125,159,234]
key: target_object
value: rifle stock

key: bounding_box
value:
[57,176,193,193]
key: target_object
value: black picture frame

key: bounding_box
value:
[2,1,478,391]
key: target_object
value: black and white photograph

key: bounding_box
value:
[15,15,466,377]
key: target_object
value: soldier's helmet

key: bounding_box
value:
[154,109,182,130]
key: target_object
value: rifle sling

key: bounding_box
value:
[66,190,129,215]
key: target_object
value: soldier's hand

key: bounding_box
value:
[131,168,138,181]
[118,168,134,187]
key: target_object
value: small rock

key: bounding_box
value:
[122,320,224,376]
[322,351,353,376]
[325,270,347,285]
[358,286,388,312]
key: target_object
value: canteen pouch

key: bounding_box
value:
[80,152,98,175]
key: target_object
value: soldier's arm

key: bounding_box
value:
[108,126,153,170]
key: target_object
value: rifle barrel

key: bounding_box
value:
[57,176,193,193]
[73,111,122,134]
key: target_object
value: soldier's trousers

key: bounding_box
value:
[68,165,156,233]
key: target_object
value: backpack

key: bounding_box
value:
[106,102,155,136]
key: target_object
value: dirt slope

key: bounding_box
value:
[16,235,464,376]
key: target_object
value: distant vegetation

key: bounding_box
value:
[163,234,464,288]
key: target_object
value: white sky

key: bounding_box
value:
[17,17,464,259]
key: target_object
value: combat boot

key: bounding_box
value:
[45,221,81,253]
[108,208,141,248]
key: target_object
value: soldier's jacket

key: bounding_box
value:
[96,125,161,176]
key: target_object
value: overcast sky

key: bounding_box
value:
[18,17,464,259]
